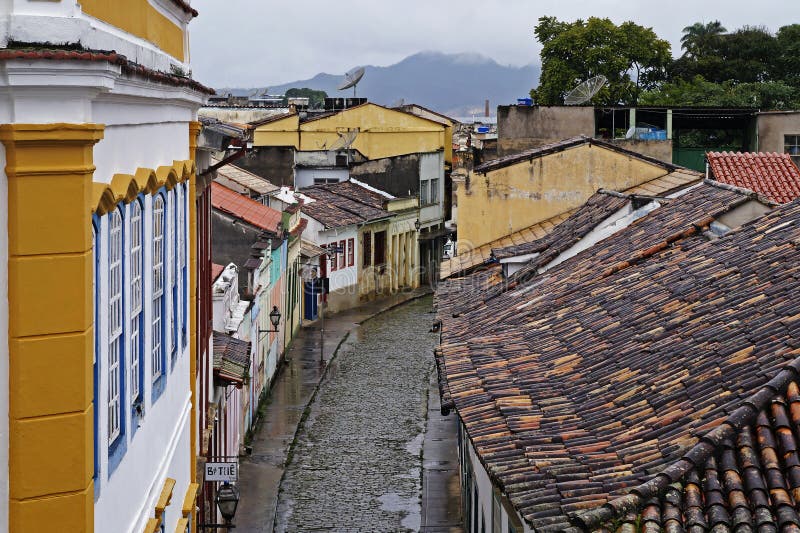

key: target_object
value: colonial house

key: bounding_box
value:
[210,182,299,396]
[211,264,251,474]
[0,0,211,531]
[296,180,420,312]
[443,136,703,280]
[245,102,451,283]
[433,177,800,532]
[214,161,280,207]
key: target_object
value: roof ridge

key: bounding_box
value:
[571,348,800,530]
[703,177,781,207]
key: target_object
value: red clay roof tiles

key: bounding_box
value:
[708,151,800,204]
[211,182,282,233]
[211,263,225,283]
[434,182,800,531]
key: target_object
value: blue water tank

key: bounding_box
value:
[517,98,533,106]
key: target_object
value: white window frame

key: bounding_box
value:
[430,177,440,205]
[169,189,177,359]
[152,195,165,381]
[785,134,800,166]
[130,200,143,403]
[108,209,123,444]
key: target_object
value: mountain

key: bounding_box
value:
[220,51,540,118]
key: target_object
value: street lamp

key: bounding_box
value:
[414,219,421,231]
[259,306,281,334]
[215,482,239,524]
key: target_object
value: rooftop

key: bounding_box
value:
[212,333,250,387]
[439,168,701,279]
[434,182,797,531]
[473,135,682,175]
[300,181,391,229]
[214,162,279,196]
[211,182,282,233]
[708,151,800,204]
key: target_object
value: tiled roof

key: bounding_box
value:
[300,181,391,229]
[215,163,279,196]
[434,182,795,531]
[439,168,701,279]
[708,151,800,204]
[211,182,282,232]
[211,263,225,282]
[169,0,198,17]
[492,191,629,260]
[212,332,250,386]
[0,46,213,94]
[473,136,681,174]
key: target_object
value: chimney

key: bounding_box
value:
[485,99,490,118]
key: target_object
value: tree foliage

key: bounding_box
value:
[531,18,800,109]
[639,76,800,109]
[530,17,671,106]
[283,87,328,109]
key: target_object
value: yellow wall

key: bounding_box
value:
[253,104,446,160]
[80,0,186,61]
[1,123,104,533]
[457,143,670,249]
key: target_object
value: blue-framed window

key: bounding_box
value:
[129,199,145,425]
[152,194,167,401]
[179,183,188,348]
[170,189,178,365]
[107,208,127,473]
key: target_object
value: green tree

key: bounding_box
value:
[774,24,800,87]
[530,17,671,106]
[283,87,328,109]
[680,21,727,58]
[639,76,800,109]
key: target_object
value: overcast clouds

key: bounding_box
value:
[189,0,793,88]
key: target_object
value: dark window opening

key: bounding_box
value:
[363,232,372,268]
[374,231,386,266]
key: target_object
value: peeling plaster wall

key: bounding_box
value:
[457,143,669,250]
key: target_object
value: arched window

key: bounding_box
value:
[152,195,165,382]
[108,208,123,444]
[130,200,143,406]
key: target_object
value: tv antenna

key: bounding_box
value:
[338,66,365,98]
[328,129,359,151]
[564,75,607,105]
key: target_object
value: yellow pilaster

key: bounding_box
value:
[188,120,201,533]
[0,123,104,533]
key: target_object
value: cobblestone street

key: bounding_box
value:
[274,296,440,532]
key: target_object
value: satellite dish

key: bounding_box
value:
[338,67,365,96]
[328,129,359,151]
[564,75,607,105]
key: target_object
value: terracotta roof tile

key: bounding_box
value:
[212,332,250,386]
[300,181,390,229]
[708,151,800,204]
[434,182,800,531]
[0,46,213,94]
[211,263,225,282]
[439,170,701,280]
[211,182,282,232]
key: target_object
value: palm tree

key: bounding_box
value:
[681,21,727,58]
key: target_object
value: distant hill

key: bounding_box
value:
[217,51,540,118]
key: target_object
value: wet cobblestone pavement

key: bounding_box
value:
[274,296,437,532]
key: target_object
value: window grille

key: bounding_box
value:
[130,201,143,402]
[108,209,123,443]
[152,195,165,380]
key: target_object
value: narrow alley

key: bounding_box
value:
[236,294,462,533]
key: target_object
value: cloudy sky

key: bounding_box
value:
[190,0,791,88]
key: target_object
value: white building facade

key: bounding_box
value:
[0,0,209,531]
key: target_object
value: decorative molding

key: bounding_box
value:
[92,159,195,214]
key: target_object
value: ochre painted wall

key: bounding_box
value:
[457,143,669,250]
[1,123,104,533]
[80,0,186,61]
[253,104,446,160]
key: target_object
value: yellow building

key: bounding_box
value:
[456,136,701,252]
[253,102,449,163]
[0,1,210,531]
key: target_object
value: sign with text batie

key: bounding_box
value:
[205,462,238,482]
